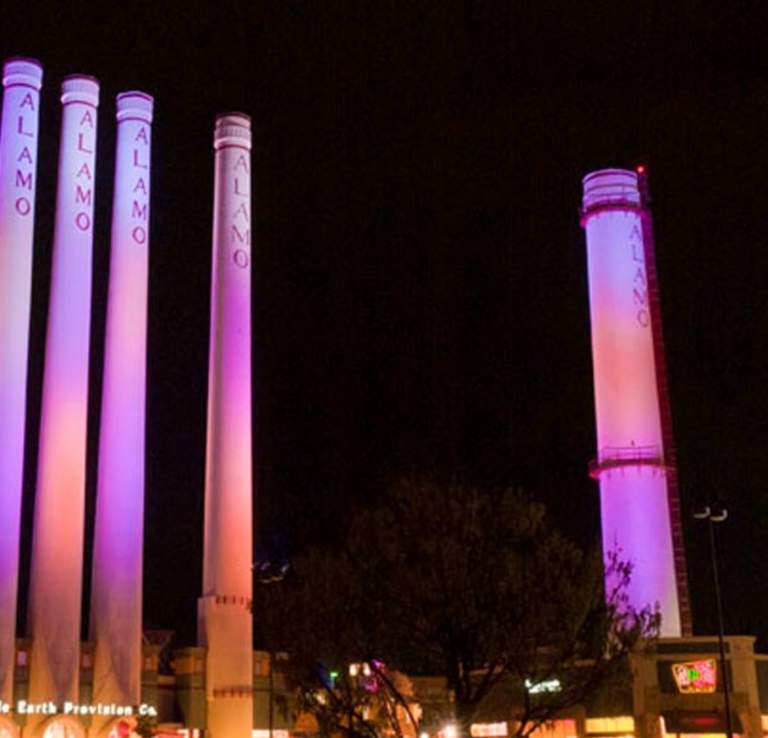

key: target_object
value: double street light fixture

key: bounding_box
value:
[692,505,732,738]
[254,559,290,738]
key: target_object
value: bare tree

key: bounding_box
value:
[254,479,658,738]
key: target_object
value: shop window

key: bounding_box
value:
[0,719,17,738]
[42,721,83,738]
[106,721,133,738]
[529,719,578,738]
[471,723,508,737]
[586,716,635,736]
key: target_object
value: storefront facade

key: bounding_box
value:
[5,636,768,738]
[471,637,768,738]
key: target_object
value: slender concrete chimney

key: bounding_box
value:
[27,74,100,709]
[0,56,43,706]
[581,168,681,636]
[197,113,254,738]
[90,91,153,718]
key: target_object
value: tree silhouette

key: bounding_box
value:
[254,479,658,738]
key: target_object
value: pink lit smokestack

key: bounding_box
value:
[27,74,99,708]
[0,56,43,705]
[197,113,254,738]
[90,91,153,713]
[581,168,684,636]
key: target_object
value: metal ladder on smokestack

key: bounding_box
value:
[638,168,693,636]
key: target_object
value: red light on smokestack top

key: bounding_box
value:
[636,165,646,174]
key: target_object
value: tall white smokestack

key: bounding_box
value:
[0,56,43,706]
[90,91,153,718]
[27,74,100,711]
[581,168,681,636]
[197,112,254,738]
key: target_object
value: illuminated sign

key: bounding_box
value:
[524,678,561,694]
[671,659,716,693]
[0,700,157,716]
[470,723,508,737]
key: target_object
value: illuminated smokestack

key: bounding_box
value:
[90,91,153,712]
[581,168,682,636]
[0,56,43,705]
[27,74,100,706]
[197,113,253,738]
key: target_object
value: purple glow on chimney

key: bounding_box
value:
[27,74,100,707]
[90,91,153,708]
[0,56,42,705]
[581,169,681,636]
[198,113,254,738]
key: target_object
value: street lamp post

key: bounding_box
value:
[692,505,733,738]
[254,560,290,738]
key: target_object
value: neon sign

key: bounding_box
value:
[470,723,508,737]
[524,678,561,694]
[671,659,716,693]
[0,700,157,716]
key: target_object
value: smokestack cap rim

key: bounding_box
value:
[117,90,154,103]
[116,91,154,122]
[215,111,251,123]
[582,167,638,183]
[61,74,100,106]
[582,168,640,213]
[3,57,43,89]
[62,73,100,84]
[214,112,251,150]
[4,55,43,67]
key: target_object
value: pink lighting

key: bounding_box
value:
[197,113,254,738]
[671,658,717,694]
[581,169,681,636]
[90,91,153,712]
[27,74,100,711]
[0,56,43,706]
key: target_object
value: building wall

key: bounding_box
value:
[6,637,768,738]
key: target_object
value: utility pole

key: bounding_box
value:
[693,505,732,738]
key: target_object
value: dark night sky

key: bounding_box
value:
[3,1,768,648]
